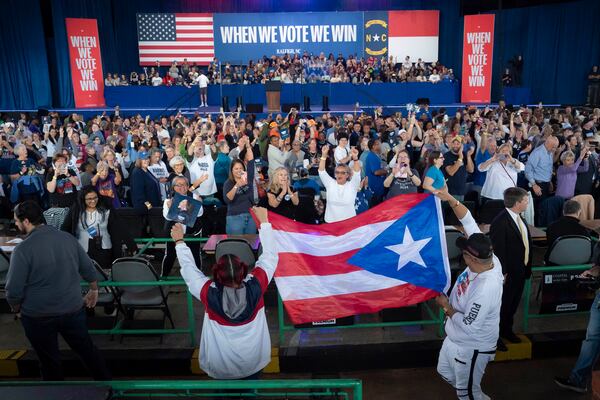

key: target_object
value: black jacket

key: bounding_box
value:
[489,209,534,278]
[546,216,591,250]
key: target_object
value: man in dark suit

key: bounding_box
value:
[490,187,533,350]
[546,200,592,252]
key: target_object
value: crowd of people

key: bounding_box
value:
[104,54,455,87]
[2,101,600,393]
[0,102,598,270]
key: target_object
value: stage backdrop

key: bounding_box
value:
[461,14,494,103]
[65,18,105,107]
[136,10,440,65]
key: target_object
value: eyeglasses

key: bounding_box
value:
[85,196,98,201]
[173,183,188,187]
[334,171,348,175]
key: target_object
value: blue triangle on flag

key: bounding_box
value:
[347,195,448,293]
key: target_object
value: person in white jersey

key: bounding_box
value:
[186,136,217,199]
[434,187,504,400]
[172,206,276,379]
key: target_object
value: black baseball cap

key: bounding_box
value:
[456,233,493,260]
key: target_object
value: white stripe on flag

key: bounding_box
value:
[139,49,215,54]
[175,25,214,31]
[389,36,439,63]
[176,32,214,39]
[275,270,406,301]
[139,57,214,63]
[272,221,394,256]
[175,17,213,22]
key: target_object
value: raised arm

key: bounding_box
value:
[172,223,210,300]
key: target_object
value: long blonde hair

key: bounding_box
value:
[269,167,289,193]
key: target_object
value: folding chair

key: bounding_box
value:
[215,238,256,269]
[111,257,174,342]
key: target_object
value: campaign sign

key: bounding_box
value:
[213,12,364,62]
[65,18,105,107]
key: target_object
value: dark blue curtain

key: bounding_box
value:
[2,0,599,108]
[491,0,600,104]
[0,0,52,109]
[49,0,125,108]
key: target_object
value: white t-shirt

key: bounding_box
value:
[148,161,170,200]
[479,160,524,200]
[444,211,504,350]
[195,74,209,88]
[151,76,163,86]
[319,169,361,223]
[334,146,350,165]
[188,152,217,196]
[156,128,170,142]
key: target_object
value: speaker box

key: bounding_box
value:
[416,97,430,106]
[303,96,311,111]
[221,96,230,112]
[282,103,300,113]
[245,103,263,113]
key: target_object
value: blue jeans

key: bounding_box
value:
[226,213,257,234]
[570,292,600,387]
[20,307,111,380]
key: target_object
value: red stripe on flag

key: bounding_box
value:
[388,10,439,37]
[282,283,438,324]
[175,21,213,26]
[175,13,212,17]
[267,193,430,236]
[176,29,214,33]
[139,45,215,50]
[274,249,362,277]
[138,53,215,58]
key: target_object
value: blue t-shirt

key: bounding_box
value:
[425,166,446,192]
[365,152,385,197]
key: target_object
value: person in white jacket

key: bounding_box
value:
[434,187,504,400]
[172,206,277,379]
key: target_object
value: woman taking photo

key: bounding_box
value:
[62,186,115,269]
[318,144,361,223]
[92,161,122,209]
[166,155,191,194]
[267,167,299,219]
[223,157,257,234]
[384,149,421,199]
[131,151,162,213]
[172,206,276,379]
[422,150,446,194]
[478,143,525,202]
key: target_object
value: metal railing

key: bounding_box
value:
[83,278,196,346]
[522,264,592,331]
[133,237,208,256]
[0,379,363,399]
[277,294,445,345]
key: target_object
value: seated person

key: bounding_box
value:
[546,200,593,253]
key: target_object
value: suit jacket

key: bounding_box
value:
[546,216,591,249]
[489,208,534,278]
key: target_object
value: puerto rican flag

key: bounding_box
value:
[389,10,439,63]
[264,193,450,325]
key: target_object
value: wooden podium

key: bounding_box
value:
[265,80,282,112]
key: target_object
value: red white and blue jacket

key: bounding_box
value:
[176,223,277,379]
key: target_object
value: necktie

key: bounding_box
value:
[517,216,529,265]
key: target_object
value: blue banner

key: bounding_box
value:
[213,12,364,62]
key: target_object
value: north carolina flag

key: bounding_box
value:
[388,10,439,63]
[265,193,450,325]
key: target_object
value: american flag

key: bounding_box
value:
[136,13,214,66]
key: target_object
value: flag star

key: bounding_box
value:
[373,34,380,42]
[385,226,432,271]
